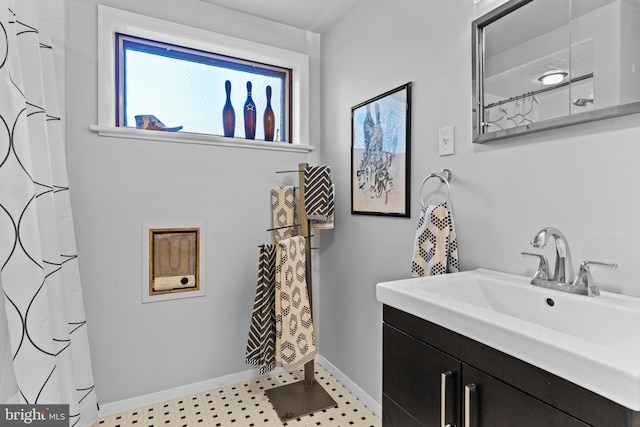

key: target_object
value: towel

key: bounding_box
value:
[246,244,277,374]
[275,236,317,369]
[411,202,459,277]
[271,186,298,243]
[304,166,334,229]
[311,184,334,230]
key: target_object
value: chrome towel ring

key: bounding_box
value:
[419,169,452,208]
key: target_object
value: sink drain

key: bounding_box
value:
[546,298,555,307]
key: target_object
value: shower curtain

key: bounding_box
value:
[0,0,98,426]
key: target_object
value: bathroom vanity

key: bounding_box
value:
[383,305,639,426]
[377,269,640,427]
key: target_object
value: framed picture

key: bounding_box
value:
[351,82,411,217]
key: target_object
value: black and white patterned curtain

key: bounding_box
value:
[0,0,97,425]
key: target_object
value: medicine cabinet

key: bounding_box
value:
[472,0,640,143]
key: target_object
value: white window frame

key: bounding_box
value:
[94,5,311,152]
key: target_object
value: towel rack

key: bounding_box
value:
[264,163,337,422]
[266,223,301,232]
[419,169,452,208]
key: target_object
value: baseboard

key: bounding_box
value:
[97,366,286,418]
[97,354,382,420]
[315,354,382,418]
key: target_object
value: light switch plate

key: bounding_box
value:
[439,125,454,156]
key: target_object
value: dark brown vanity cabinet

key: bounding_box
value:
[461,364,588,427]
[383,305,639,427]
[383,324,460,426]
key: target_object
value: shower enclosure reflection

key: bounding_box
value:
[472,0,640,143]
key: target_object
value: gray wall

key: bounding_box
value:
[65,0,320,404]
[320,0,640,406]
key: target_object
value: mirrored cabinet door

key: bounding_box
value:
[473,0,640,143]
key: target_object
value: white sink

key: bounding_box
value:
[376,268,640,411]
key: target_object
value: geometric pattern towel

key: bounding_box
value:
[275,236,317,369]
[271,186,298,243]
[303,166,334,227]
[310,184,335,230]
[246,244,277,374]
[411,202,460,277]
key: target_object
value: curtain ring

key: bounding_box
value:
[419,169,451,208]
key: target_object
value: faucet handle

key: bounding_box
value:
[572,260,618,296]
[521,252,550,281]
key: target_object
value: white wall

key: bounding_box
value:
[65,0,320,405]
[320,0,640,407]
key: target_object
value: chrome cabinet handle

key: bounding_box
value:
[464,383,477,427]
[441,371,453,427]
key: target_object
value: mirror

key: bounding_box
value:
[472,0,640,143]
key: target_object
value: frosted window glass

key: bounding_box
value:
[118,35,289,142]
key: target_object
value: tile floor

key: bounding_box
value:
[93,364,381,427]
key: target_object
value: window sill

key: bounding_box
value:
[89,125,314,153]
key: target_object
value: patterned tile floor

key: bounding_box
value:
[93,364,381,427]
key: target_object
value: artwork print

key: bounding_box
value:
[351,83,411,217]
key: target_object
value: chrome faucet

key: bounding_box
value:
[530,227,571,283]
[522,227,617,297]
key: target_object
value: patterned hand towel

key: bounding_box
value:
[311,184,335,230]
[275,236,317,369]
[411,202,460,277]
[271,186,298,243]
[246,244,277,374]
[304,166,334,226]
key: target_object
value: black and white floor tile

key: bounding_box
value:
[93,364,380,427]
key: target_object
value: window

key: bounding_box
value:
[96,5,311,148]
[116,34,291,142]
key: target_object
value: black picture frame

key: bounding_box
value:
[351,82,411,217]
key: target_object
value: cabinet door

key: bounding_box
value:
[383,396,424,427]
[462,364,590,427]
[383,324,460,427]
